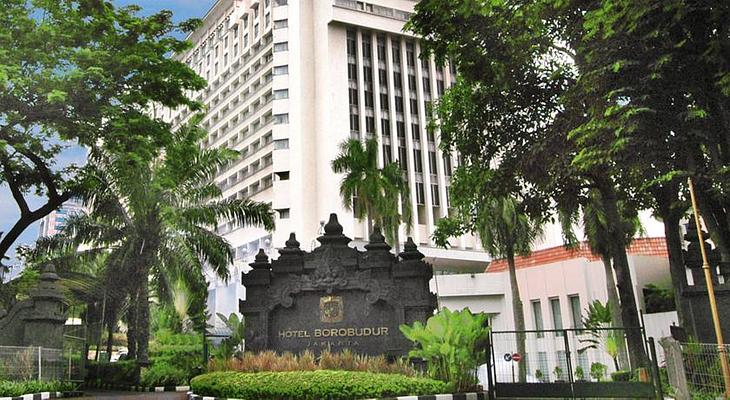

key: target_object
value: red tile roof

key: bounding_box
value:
[486,237,668,272]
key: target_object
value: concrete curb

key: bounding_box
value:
[187,392,487,400]
[0,390,84,400]
[86,382,190,393]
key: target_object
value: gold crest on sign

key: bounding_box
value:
[320,296,344,323]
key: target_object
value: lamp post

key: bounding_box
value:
[687,177,730,398]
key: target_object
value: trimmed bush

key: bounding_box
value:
[0,380,75,397]
[191,370,451,400]
[86,360,140,385]
[610,370,632,382]
[141,361,191,387]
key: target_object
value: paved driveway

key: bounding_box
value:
[68,391,187,399]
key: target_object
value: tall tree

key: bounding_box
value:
[0,0,205,263]
[434,166,543,382]
[407,0,651,367]
[40,117,274,363]
[331,138,412,251]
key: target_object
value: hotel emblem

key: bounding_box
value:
[320,295,344,323]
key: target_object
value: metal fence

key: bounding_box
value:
[681,342,729,397]
[0,346,66,381]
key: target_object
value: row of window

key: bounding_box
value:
[531,294,583,336]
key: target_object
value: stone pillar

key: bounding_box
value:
[660,337,690,400]
[23,263,67,349]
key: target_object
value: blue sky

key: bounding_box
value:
[0,0,216,271]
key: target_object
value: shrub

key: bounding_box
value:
[590,362,607,382]
[191,370,451,399]
[400,308,489,392]
[141,361,191,387]
[86,360,140,385]
[0,380,75,397]
[611,370,632,381]
[207,349,416,376]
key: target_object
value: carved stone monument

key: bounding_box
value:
[240,213,436,356]
[0,263,67,348]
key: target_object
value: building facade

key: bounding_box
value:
[161,0,490,319]
[37,198,85,238]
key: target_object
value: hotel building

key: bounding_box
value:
[161,0,490,318]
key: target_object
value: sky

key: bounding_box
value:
[0,0,217,273]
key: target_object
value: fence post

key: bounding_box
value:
[562,329,575,400]
[660,337,690,400]
[37,346,42,381]
[647,337,663,400]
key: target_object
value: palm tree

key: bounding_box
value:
[581,189,642,370]
[477,195,543,383]
[331,138,412,251]
[49,116,275,363]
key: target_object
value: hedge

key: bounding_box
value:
[86,360,140,386]
[0,380,75,397]
[190,370,451,400]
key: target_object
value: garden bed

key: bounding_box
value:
[190,370,456,400]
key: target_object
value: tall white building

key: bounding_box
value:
[37,198,85,238]
[162,0,490,318]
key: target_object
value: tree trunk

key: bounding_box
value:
[507,250,527,382]
[126,289,138,360]
[661,210,693,331]
[105,322,114,362]
[136,264,151,365]
[601,255,629,370]
[600,185,649,368]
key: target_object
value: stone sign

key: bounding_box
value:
[240,213,436,356]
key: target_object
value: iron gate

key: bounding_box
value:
[487,328,662,399]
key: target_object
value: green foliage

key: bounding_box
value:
[146,330,204,386]
[611,370,632,382]
[140,361,191,387]
[331,138,412,245]
[85,360,140,385]
[400,308,489,392]
[0,380,75,397]
[553,366,564,381]
[574,365,585,381]
[190,370,451,399]
[214,313,245,361]
[0,0,206,261]
[590,362,608,382]
[643,284,675,313]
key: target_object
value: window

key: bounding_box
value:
[224,36,228,49]
[569,295,583,329]
[277,208,290,219]
[536,352,549,382]
[206,54,210,65]
[273,139,289,149]
[214,62,218,74]
[416,183,425,204]
[243,33,249,47]
[408,74,417,91]
[443,155,452,175]
[347,30,357,57]
[224,53,228,65]
[381,119,390,136]
[431,184,440,206]
[275,171,290,180]
[254,23,259,37]
[274,0,288,5]
[273,42,288,52]
[550,297,563,334]
[396,121,405,138]
[406,42,415,66]
[365,116,375,133]
[349,114,360,132]
[556,351,569,381]
[393,72,402,89]
[392,43,401,64]
[532,300,544,337]
[215,45,219,57]
[273,89,289,100]
[428,151,437,174]
[365,91,374,107]
[273,113,289,124]
[274,19,288,29]
[398,146,407,170]
[382,145,392,164]
[380,93,389,110]
[395,95,404,112]
[233,43,238,57]
[265,12,270,28]
[273,65,289,75]
[411,123,420,142]
[378,69,388,86]
[348,88,358,105]
[413,149,423,173]
[348,64,358,80]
